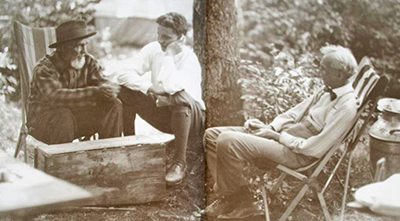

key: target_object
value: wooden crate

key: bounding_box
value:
[35,135,172,206]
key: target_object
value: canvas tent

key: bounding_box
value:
[94,0,193,47]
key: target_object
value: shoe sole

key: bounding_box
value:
[166,177,184,186]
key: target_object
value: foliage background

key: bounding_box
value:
[238,0,400,121]
[1,0,399,116]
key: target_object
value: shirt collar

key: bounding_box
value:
[332,82,354,98]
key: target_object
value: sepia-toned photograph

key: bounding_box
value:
[1,0,400,220]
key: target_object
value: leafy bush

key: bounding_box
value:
[0,47,18,101]
[239,0,400,100]
[239,46,323,122]
[239,0,347,67]
[0,0,100,102]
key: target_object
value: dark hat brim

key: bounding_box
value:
[49,31,97,48]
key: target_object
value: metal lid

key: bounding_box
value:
[370,98,400,142]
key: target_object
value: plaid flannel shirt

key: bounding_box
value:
[27,51,108,126]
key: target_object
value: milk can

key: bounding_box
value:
[369,98,400,180]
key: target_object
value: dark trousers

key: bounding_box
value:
[118,86,205,165]
[29,97,123,144]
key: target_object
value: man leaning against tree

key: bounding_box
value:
[204,45,359,219]
[27,20,123,145]
[117,12,206,186]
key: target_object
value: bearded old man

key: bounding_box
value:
[27,20,123,144]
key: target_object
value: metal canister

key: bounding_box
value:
[369,98,400,180]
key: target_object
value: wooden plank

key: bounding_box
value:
[41,135,173,155]
[37,135,169,206]
[0,150,91,217]
[277,165,308,181]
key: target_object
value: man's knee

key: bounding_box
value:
[170,90,196,108]
[204,128,215,151]
[171,105,190,115]
[216,131,240,155]
[204,128,219,145]
[172,90,191,102]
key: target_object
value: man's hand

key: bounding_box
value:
[244,118,267,132]
[97,82,120,100]
[165,37,184,56]
[251,128,280,141]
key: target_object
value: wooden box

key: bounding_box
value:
[35,135,172,206]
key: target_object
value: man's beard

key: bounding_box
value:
[70,56,86,70]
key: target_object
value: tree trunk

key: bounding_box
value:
[193,0,243,128]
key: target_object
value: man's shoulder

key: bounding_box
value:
[337,92,359,113]
[142,41,162,53]
[34,53,56,73]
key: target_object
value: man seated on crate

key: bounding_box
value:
[27,20,123,145]
[204,45,359,218]
[117,12,205,186]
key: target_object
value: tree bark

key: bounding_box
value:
[193,0,243,128]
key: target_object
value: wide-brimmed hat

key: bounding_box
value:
[49,20,96,48]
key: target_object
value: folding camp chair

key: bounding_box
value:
[13,21,56,162]
[261,57,389,221]
[338,57,389,221]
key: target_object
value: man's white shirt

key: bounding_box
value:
[117,42,205,110]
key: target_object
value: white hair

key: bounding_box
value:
[320,45,358,79]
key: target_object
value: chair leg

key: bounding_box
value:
[279,184,309,221]
[22,134,27,163]
[317,192,332,221]
[340,151,354,221]
[14,129,28,162]
[271,172,287,195]
[261,183,271,221]
[14,130,23,158]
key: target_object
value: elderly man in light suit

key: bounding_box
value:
[204,46,359,219]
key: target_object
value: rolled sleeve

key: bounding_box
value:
[279,131,301,151]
